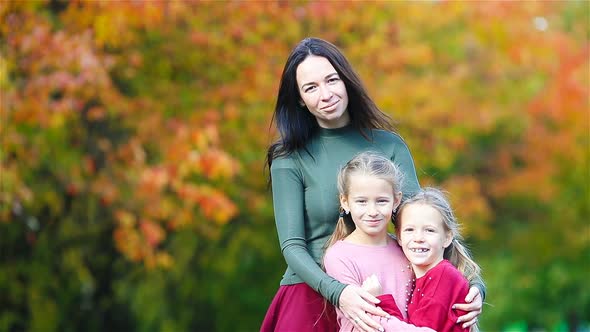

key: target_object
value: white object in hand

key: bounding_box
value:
[361,274,382,296]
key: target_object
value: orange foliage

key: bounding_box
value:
[491,37,589,202]
[175,184,238,226]
[3,0,585,273]
[140,220,166,248]
[443,176,493,240]
[113,227,143,262]
[2,2,241,268]
[195,149,240,180]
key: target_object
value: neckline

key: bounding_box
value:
[415,259,447,280]
[317,124,354,138]
[339,238,392,248]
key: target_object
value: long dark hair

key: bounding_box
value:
[266,37,394,173]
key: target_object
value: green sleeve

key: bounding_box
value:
[390,133,421,199]
[270,157,347,306]
[469,276,487,301]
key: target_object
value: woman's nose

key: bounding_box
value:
[319,85,333,100]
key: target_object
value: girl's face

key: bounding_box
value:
[340,174,401,246]
[397,203,452,277]
[296,55,350,129]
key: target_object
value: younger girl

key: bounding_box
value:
[392,187,482,332]
[360,188,483,332]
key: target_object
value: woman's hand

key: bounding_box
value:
[361,274,382,296]
[339,285,389,332]
[453,286,482,329]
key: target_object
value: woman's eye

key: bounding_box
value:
[304,86,316,93]
[328,77,339,83]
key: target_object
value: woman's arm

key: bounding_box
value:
[454,264,486,327]
[453,286,483,329]
[271,158,345,303]
[469,276,486,301]
[389,133,421,199]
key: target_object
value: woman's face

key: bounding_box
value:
[296,55,350,129]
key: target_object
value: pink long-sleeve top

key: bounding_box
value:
[323,239,434,332]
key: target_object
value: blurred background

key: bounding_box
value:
[1,1,588,331]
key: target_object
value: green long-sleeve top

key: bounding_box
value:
[270,125,421,306]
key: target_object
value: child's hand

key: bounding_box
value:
[361,274,382,296]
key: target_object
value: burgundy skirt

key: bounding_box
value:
[260,283,338,332]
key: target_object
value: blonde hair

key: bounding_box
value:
[394,187,483,288]
[324,151,403,249]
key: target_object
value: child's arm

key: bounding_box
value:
[359,275,435,332]
[325,254,435,332]
[407,298,468,332]
[361,274,404,320]
[407,263,471,332]
[371,316,436,332]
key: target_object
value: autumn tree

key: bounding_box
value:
[1,1,587,331]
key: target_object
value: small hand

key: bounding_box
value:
[361,274,382,296]
[339,285,389,332]
[453,286,482,329]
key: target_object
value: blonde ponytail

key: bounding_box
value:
[324,211,355,250]
[446,238,482,286]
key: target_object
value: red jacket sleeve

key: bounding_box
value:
[407,263,470,332]
[376,294,404,321]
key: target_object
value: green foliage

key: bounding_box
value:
[1,1,588,331]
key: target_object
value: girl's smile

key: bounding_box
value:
[397,203,453,278]
[340,174,400,246]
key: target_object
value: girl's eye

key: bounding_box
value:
[304,86,317,93]
[327,77,340,84]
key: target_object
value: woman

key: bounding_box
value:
[261,37,484,332]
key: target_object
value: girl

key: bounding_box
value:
[393,187,483,332]
[323,152,436,332]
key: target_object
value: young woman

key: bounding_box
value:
[261,37,484,332]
